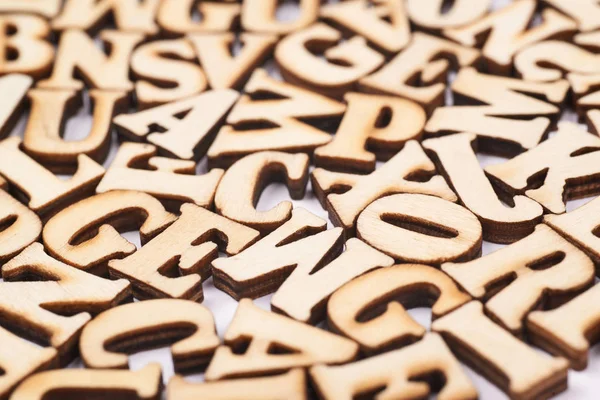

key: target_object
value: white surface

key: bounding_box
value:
[8,0,600,399]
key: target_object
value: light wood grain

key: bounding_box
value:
[407,0,491,30]
[157,0,240,35]
[242,0,319,34]
[0,191,41,266]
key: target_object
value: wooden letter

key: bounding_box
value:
[0,137,105,215]
[423,133,543,243]
[432,301,568,400]
[212,208,344,303]
[0,326,56,399]
[275,23,384,98]
[545,195,600,265]
[214,151,309,233]
[168,369,306,400]
[0,243,130,363]
[0,191,41,265]
[23,89,128,170]
[328,264,470,353]
[157,0,240,35]
[0,15,53,78]
[486,122,600,214]
[242,0,318,34]
[357,193,482,264]
[131,39,207,110]
[443,225,594,336]
[0,74,32,139]
[444,0,577,75]
[528,283,600,370]
[114,90,239,161]
[189,33,277,90]
[0,0,61,18]
[315,93,426,173]
[96,142,223,210]
[204,299,358,381]
[320,0,410,54]
[407,0,491,29]
[11,363,162,400]
[43,191,177,273]
[109,204,259,301]
[310,333,477,400]
[215,213,392,323]
[543,0,600,32]
[311,140,457,237]
[426,67,569,155]
[208,69,344,168]
[515,41,600,83]
[80,299,219,371]
[38,30,143,91]
[53,0,160,34]
[359,32,479,114]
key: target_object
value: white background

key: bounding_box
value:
[10,0,600,398]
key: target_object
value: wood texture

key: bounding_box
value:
[242,0,319,34]
[528,282,600,371]
[359,32,480,114]
[0,243,130,364]
[314,93,426,173]
[212,208,344,304]
[79,299,219,371]
[53,0,160,34]
[275,23,384,98]
[327,264,470,354]
[407,0,491,29]
[444,0,577,75]
[38,29,143,91]
[43,190,176,274]
[168,369,306,400]
[444,224,594,336]
[157,0,240,35]
[423,133,543,243]
[426,67,568,156]
[114,90,239,161]
[0,75,32,139]
[0,15,54,79]
[10,363,162,400]
[131,39,207,110]
[204,299,358,381]
[23,88,128,170]
[189,33,277,90]
[0,137,105,216]
[357,193,482,264]
[214,151,309,233]
[109,204,259,301]
[0,191,41,266]
[320,0,410,54]
[310,333,477,400]
[208,69,344,168]
[96,142,223,210]
[486,122,600,214]
[432,301,569,400]
[311,140,457,238]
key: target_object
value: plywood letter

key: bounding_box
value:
[315,93,426,173]
[443,225,594,336]
[328,264,470,354]
[311,140,457,237]
[80,299,219,371]
[43,191,177,273]
[0,191,41,265]
[407,0,491,30]
[157,0,240,35]
[242,0,318,34]
[109,204,259,301]
[204,299,358,381]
